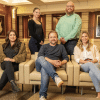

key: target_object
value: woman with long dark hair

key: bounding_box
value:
[28,7,44,54]
[0,29,27,92]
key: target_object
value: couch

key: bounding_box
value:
[24,52,74,94]
[71,55,94,95]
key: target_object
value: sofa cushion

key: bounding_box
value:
[14,71,19,81]
[31,52,38,61]
[60,64,66,70]
[0,67,4,78]
[30,68,68,81]
[30,68,41,81]
[79,71,92,82]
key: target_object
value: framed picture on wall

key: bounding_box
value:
[0,14,5,36]
[0,14,5,37]
[96,15,100,37]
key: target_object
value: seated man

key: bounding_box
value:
[35,30,69,100]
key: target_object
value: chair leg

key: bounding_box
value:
[22,84,23,91]
[78,86,79,93]
[81,87,83,95]
[76,86,79,93]
[61,85,64,94]
[34,85,36,94]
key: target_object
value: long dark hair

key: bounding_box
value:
[3,29,21,50]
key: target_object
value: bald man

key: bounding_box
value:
[56,1,82,57]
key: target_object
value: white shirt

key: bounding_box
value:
[76,45,99,63]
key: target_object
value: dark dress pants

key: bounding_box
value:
[29,37,41,54]
[62,39,78,60]
[0,61,19,90]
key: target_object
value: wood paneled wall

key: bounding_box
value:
[88,11,100,39]
[0,4,12,38]
[88,12,96,39]
[95,11,100,39]
[22,16,29,38]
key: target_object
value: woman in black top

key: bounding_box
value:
[28,7,44,54]
[0,29,27,93]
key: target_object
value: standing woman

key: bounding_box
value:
[28,7,44,54]
[74,31,100,98]
[0,29,27,92]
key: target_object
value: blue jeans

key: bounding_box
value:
[35,56,58,98]
[81,62,100,92]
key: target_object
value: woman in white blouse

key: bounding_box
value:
[74,31,100,98]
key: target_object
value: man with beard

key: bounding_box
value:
[35,31,69,100]
[56,1,82,57]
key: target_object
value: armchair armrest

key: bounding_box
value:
[19,60,29,84]
[72,60,80,86]
[66,61,74,86]
[24,60,35,84]
[31,54,35,60]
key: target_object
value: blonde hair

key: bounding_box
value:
[77,31,93,51]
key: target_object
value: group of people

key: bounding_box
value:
[28,1,100,100]
[0,0,100,100]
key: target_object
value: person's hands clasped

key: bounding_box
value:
[4,58,15,62]
[45,57,62,68]
[4,58,11,61]
[40,41,44,45]
[60,37,66,44]
[52,60,61,68]
[9,59,15,62]
[84,58,96,63]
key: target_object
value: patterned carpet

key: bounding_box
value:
[65,97,98,100]
[0,86,98,100]
[28,86,97,100]
[28,92,97,100]
[0,91,34,100]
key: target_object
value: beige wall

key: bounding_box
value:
[16,1,100,15]
[81,12,89,31]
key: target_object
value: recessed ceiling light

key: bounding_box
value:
[12,0,31,3]
[41,0,68,3]
[2,0,8,2]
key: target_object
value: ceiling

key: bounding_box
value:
[0,0,100,6]
[1,0,100,15]
[0,0,32,5]
[28,0,99,5]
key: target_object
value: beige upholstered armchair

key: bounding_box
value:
[0,41,29,91]
[71,55,94,95]
[24,52,74,94]
[0,61,28,91]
